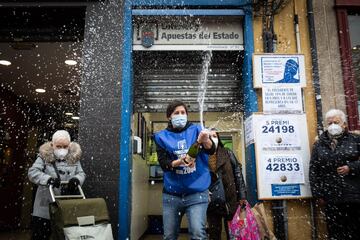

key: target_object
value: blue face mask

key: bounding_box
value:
[171,115,187,129]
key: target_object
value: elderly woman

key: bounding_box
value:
[309,109,360,240]
[28,130,85,240]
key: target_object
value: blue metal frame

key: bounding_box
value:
[242,5,259,206]
[119,0,133,239]
[119,1,258,239]
[132,0,250,6]
[132,9,245,16]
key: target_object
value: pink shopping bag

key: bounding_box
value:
[228,202,261,240]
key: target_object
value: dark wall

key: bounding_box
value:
[0,87,74,230]
[79,0,124,238]
[0,88,30,230]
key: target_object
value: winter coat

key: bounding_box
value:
[154,122,215,195]
[309,131,360,203]
[208,146,247,218]
[28,142,86,219]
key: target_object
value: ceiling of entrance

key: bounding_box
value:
[0,6,85,106]
[0,41,82,105]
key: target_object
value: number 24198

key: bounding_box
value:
[262,125,295,133]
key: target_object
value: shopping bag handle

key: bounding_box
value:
[49,181,86,202]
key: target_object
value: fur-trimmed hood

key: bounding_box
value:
[39,142,82,164]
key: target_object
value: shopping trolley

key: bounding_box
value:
[49,182,114,240]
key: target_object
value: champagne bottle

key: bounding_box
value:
[187,141,200,158]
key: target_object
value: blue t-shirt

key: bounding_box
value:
[154,124,211,195]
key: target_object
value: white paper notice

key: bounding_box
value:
[263,86,303,113]
[255,115,301,151]
[261,154,305,184]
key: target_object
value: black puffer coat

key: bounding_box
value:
[309,131,360,203]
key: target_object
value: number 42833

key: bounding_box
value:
[266,163,300,171]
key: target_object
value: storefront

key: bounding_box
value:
[0,0,328,239]
[120,0,257,239]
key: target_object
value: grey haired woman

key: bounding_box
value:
[28,130,85,240]
[309,109,360,240]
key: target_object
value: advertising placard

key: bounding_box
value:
[253,54,306,88]
[256,116,301,151]
[133,16,244,51]
[252,113,311,199]
[261,154,305,184]
[262,86,303,113]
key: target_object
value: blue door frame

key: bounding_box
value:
[119,1,258,239]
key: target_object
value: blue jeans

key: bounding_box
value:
[163,190,209,240]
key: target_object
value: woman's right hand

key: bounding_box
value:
[171,158,183,168]
[171,156,195,168]
[239,199,247,208]
[171,156,189,168]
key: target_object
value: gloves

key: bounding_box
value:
[47,177,60,188]
[68,178,80,192]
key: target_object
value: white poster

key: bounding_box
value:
[261,154,305,184]
[263,86,303,113]
[253,113,311,199]
[244,115,254,147]
[254,116,301,151]
[253,54,306,88]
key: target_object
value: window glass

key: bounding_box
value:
[348,13,360,118]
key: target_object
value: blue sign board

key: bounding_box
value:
[271,184,301,196]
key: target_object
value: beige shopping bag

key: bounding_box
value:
[251,203,277,240]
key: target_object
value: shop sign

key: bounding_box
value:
[262,85,303,113]
[253,54,306,88]
[133,16,243,50]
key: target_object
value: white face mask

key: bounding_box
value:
[212,137,219,150]
[54,148,68,160]
[327,123,343,136]
[171,115,187,129]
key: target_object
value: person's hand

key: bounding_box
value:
[47,177,60,188]
[186,159,195,168]
[68,178,80,190]
[197,129,210,144]
[184,154,195,164]
[239,199,247,208]
[68,178,80,194]
[181,155,196,168]
[171,157,186,168]
[337,165,350,176]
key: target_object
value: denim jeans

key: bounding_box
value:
[163,190,209,240]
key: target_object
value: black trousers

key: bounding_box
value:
[207,212,230,240]
[325,202,360,240]
[31,216,51,240]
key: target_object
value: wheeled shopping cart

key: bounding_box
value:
[49,183,114,240]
